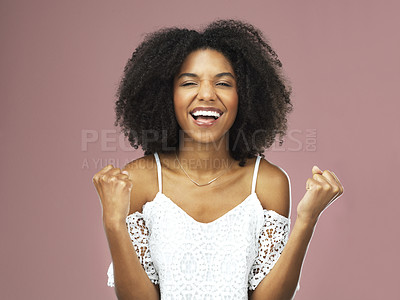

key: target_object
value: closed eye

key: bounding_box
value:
[181,82,197,87]
[181,82,232,87]
[217,82,232,87]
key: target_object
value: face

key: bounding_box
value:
[173,49,238,148]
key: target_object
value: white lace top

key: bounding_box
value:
[107,153,298,299]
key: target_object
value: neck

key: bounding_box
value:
[176,134,234,178]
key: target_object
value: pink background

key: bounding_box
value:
[1,0,399,299]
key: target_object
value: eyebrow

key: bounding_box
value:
[176,72,235,80]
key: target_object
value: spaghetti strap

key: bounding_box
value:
[251,156,262,194]
[153,152,162,193]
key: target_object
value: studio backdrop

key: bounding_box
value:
[1,0,399,299]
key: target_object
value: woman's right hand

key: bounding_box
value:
[92,164,133,226]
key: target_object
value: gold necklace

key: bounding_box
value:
[174,152,234,187]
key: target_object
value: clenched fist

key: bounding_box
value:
[92,165,132,225]
[297,166,344,224]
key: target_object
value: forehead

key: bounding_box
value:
[177,49,235,74]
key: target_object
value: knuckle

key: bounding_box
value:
[314,184,323,191]
[117,179,126,186]
[322,183,331,191]
[104,164,113,170]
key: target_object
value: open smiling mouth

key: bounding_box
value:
[190,109,223,127]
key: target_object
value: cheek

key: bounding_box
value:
[173,93,187,126]
[228,95,239,120]
[173,88,189,108]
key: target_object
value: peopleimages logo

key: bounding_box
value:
[80,128,317,169]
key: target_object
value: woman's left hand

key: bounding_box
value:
[297,166,344,225]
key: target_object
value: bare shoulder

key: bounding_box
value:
[122,154,159,214]
[256,157,291,218]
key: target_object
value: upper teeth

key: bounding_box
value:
[192,110,221,118]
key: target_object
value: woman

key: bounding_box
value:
[93,19,344,299]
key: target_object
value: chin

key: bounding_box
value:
[180,131,229,149]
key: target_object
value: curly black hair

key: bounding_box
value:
[114,19,293,166]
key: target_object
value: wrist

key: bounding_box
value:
[295,213,319,229]
[103,215,127,232]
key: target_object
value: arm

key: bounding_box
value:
[251,164,343,300]
[104,220,159,300]
[250,211,315,300]
[93,164,159,300]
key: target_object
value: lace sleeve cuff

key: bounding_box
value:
[248,209,292,291]
[107,212,159,287]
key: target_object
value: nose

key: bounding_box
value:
[197,80,216,101]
